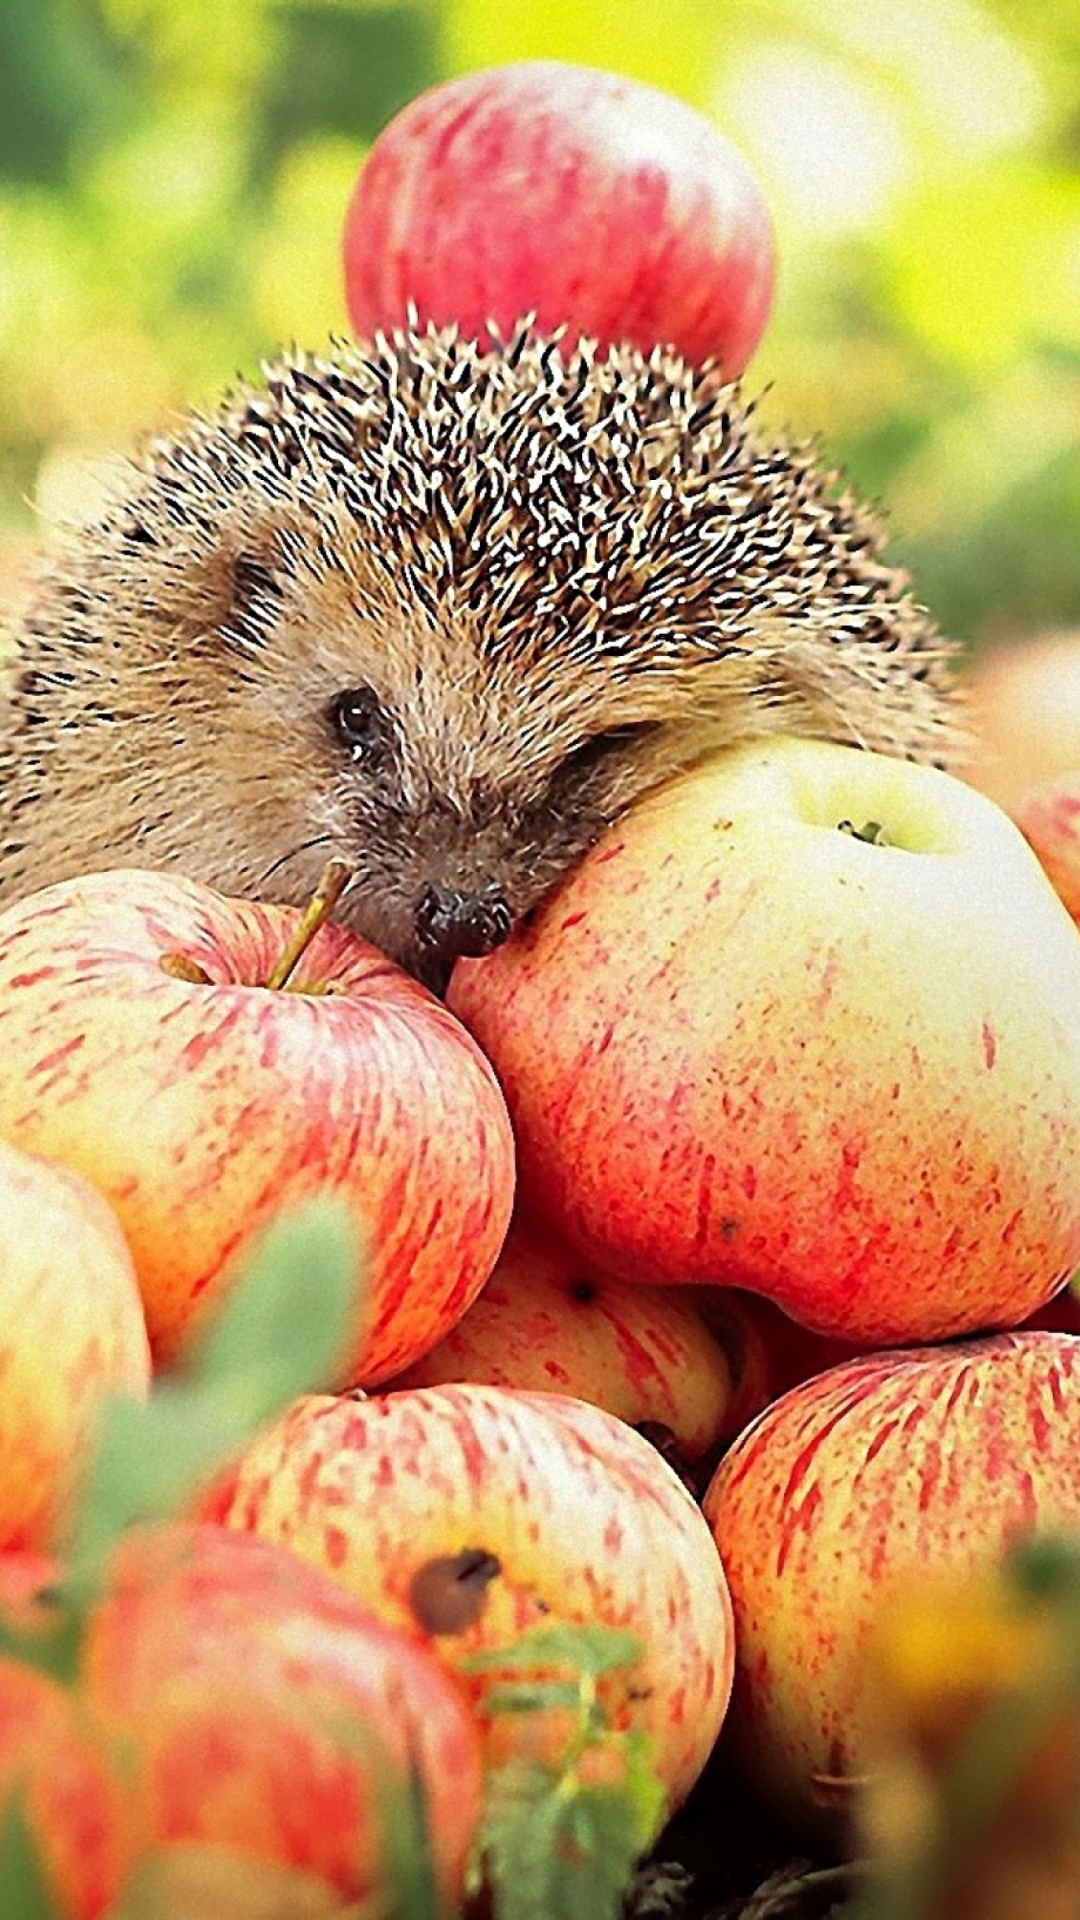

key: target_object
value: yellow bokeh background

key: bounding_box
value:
[1,0,1078,645]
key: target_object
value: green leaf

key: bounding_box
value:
[462,1622,643,1681]
[0,1604,86,1689]
[1007,1533,1080,1601]
[552,1782,653,1920]
[379,1744,444,1920]
[479,1754,660,1920]
[65,1198,365,1588]
[190,1196,365,1401]
[618,1729,668,1853]
[478,1763,570,1920]
[0,1791,58,1920]
[483,1680,583,1716]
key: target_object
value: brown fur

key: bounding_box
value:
[0,323,962,980]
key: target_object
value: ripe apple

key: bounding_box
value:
[0,869,515,1383]
[702,1332,1080,1836]
[203,1383,734,1808]
[0,1653,127,1920]
[387,1213,749,1464]
[959,631,1080,808]
[1009,772,1080,923]
[0,1139,149,1553]
[343,62,775,375]
[449,734,1080,1346]
[72,1524,482,1912]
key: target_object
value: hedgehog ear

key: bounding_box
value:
[231,553,283,610]
[217,547,286,650]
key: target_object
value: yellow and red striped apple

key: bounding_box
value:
[704,1332,1080,1835]
[0,1652,127,1920]
[450,735,1080,1346]
[203,1383,733,1809]
[1010,772,1080,925]
[0,869,515,1383]
[0,1139,149,1552]
[387,1214,748,1464]
[343,63,775,375]
[85,1524,482,1909]
[0,1525,482,1915]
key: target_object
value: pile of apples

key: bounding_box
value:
[6,57,1080,1920]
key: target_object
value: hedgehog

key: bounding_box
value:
[0,322,960,987]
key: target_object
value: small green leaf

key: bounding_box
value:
[65,1198,365,1588]
[478,1763,570,1920]
[0,1791,58,1920]
[463,1622,643,1681]
[1007,1533,1080,1601]
[192,1196,365,1400]
[0,1604,86,1688]
[65,1383,253,1584]
[551,1782,652,1920]
[479,1755,660,1920]
[618,1729,667,1852]
[379,1743,443,1920]
[483,1680,583,1716]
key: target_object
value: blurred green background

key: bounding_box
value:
[1,0,1078,649]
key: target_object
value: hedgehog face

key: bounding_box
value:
[0,324,958,987]
[127,490,752,985]
[242,595,708,985]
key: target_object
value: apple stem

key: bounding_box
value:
[837,819,889,847]
[265,858,355,992]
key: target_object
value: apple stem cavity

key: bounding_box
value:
[159,952,213,985]
[265,858,354,992]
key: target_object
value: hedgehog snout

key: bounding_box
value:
[414,881,513,961]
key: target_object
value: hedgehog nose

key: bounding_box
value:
[415,883,513,960]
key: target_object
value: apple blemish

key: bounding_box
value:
[408,1548,502,1635]
[159,951,213,985]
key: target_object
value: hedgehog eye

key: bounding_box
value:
[555,722,658,788]
[330,686,396,770]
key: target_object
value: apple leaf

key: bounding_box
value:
[482,1680,584,1715]
[477,1738,664,1920]
[378,1744,443,1920]
[192,1196,366,1401]
[0,1598,85,1690]
[463,1621,643,1681]
[65,1197,364,1592]
[0,1793,58,1920]
[466,1624,666,1920]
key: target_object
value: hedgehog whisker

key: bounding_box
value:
[256,834,335,890]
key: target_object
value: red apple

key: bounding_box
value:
[449,735,1080,1346]
[343,62,775,375]
[0,869,515,1382]
[387,1213,743,1463]
[1010,772,1080,923]
[0,1655,127,1920]
[703,1333,1080,1835]
[204,1384,734,1808]
[0,1139,149,1552]
[75,1525,482,1912]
